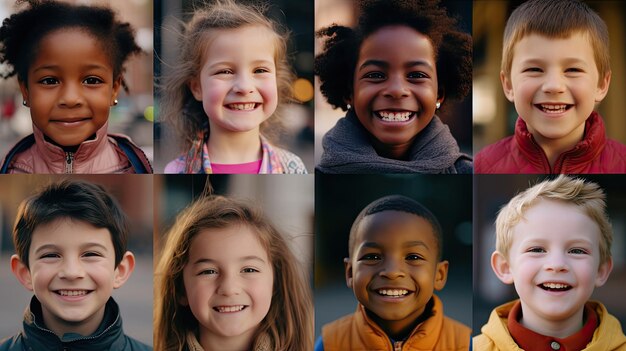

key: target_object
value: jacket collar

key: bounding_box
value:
[514,111,606,173]
[22,296,126,350]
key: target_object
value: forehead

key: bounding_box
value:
[512,32,595,64]
[31,28,113,70]
[512,199,600,246]
[188,224,269,263]
[358,25,435,65]
[201,25,277,64]
[29,218,113,252]
[354,210,437,251]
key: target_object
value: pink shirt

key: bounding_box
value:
[211,159,262,174]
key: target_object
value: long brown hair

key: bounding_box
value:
[158,0,294,151]
[154,195,313,350]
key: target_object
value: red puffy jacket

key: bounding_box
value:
[475,112,626,174]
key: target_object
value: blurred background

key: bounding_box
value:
[315,174,473,338]
[153,174,314,302]
[314,0,473,165]
[153,0,314,172]
[0,175,153,345]
[473,175,626,336]
[473,0,626,152]
[0,0,154,164]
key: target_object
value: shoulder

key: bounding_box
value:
[164,156,186,173]
[453,155,473,174]
[124,335,153,351]
[108,134,153,173]
[0,333,24,351]
[269,145,308,174]
[475,136,517,173]
[1,134,36,174]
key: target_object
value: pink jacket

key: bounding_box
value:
[2,122,152,174]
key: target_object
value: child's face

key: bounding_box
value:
[492,199,612,334]
[352,26,441,155]
[19,29,121,148]
[190,25,278,136]
[501,32,610,148]
[12,218,128,336]
[345,210,447,336]
[182,225,273,344]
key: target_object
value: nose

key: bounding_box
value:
[58,257,85,280]
[216,272,241,296]
[383,74,409,99]
[379,258,406,280]
[232,73,255,95]
[58,82,84,107]
[544,252,569,272]
[542,70,566,94]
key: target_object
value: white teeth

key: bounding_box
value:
[378,289,409,297]
[228,103,256,110]
[378,111,411,122]
[216,305,245,313]
[542,283,570,289]
[58,290,87,296]
[540,104,567,113]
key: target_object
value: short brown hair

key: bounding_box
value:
[501,0,610,83]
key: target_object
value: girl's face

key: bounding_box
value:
[19,29,121,148]
[181,225,273,346]
[190,25,278,136]
[352,25,441,156]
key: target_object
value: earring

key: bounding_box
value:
[22,100,27,106]
[346,104,352,110]
[436,101,441,109]
[113,99,118,106]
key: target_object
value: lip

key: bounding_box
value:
[533,103,573,118]
[371,286,415,302]
[373,109,417,124]
[53,289,93,302]
[537,281,573,295]
[49,117,92,127]
[212,304,248,313]
[224,102,261,111]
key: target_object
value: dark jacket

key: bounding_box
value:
[475,112,626,174]
[0,297,152,351]
[316,109,472,174]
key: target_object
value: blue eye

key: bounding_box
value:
[569,248,588,255]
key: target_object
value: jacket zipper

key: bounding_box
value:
[394,340,403,351]
[65,152,74,174]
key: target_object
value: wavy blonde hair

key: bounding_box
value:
[158,0,294,151]
[154,195,313,351]
[495,175,612,265]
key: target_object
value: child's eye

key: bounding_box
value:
[363,71,385,80]
[83,77,104,85]
[358,253,382,261]
[407,71,428,79]
[198,269,218,275]
[241,267,260,273]
[565,67,583,73]
[406,253,424,261]
[254,67,271,74]
[216,69,234,75]
[38,77,59,85]
[40,253,60,259]
[527,247,545,253]
[82,251,103,258]
[522,67,542,73]
[569,248,588,255]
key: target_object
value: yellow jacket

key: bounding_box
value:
[322,295,470,351]
[473,300,626,351]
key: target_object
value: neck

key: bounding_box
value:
[42,303,105,337]
[519,301,584,339]
[207,128,262,164]
[200,327,255,351]
[369,137,413,160]
[528,122,585,169]
[367,303,428,341]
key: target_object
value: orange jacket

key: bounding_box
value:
[321,295,470,351]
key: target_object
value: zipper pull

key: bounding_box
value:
[394,340,402,351]
[65,152,74,173]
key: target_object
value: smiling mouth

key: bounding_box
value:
[376,289,412,298]
[535,104,573,114]
[51,117,91,123]
[226,103,259,111]
[213,305,247,313]
[375,110,415,122]
[55,289,92,296]
[539,282,572,292]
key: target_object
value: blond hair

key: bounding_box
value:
[495,175,612,265]
[154,195,313,351]
[501,0,610,83]
[158,0,294,151]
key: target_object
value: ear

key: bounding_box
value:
[113,251,135,289]
[188,78,203,102]
[594,71,611,103]
[433,260,449,291]
[437,88,445,105]
[18,80,29,107]
[491,251,514,284]
[344,257,353,289]
[110,76,122,106]
[500,71,514,103]
[595,257,613,287]
[11,254,33,291]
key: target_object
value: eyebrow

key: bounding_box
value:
[32,63,111,74]
[357,59,433,71]
[192,255,267,265]
[34,242,109,255]
[360,240,429,249]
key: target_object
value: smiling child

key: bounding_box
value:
[315,0,472,173]
[316,195,470,350]
[475,0,626,174]
[474,176,626,350]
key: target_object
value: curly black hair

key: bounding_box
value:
[315,0,472,111]
[0,0,141,87]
